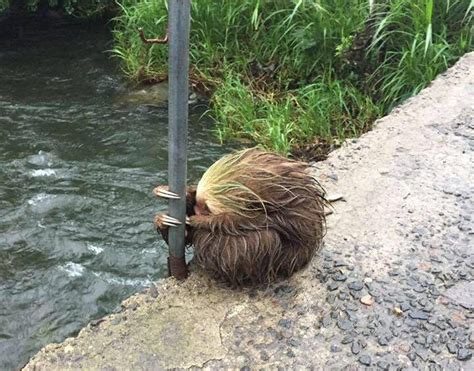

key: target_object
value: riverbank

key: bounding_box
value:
[24,52,473,370]
[113,0,472,156]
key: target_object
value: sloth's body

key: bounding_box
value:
[155,148,327,286]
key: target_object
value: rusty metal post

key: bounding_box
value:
[167,0,190,279]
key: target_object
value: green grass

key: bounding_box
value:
[112,0,472,156]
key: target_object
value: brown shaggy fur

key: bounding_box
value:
[157,148,327,286]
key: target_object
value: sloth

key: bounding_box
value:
[154,148,327,286]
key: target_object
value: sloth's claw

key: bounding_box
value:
[153,185,180,199]
[155,213,182,228]
[162,214,182,226]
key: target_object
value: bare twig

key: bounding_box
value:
[138,27,168,44]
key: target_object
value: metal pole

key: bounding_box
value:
[167,0,190,279]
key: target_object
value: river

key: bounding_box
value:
[0,20,229,370]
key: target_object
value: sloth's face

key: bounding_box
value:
[194,199,210,216]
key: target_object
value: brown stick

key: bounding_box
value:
[138,27,168,44]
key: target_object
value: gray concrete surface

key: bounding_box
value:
[24,52,473,370]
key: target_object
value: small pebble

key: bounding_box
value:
[416,349,429,362]
[393,307,403,316]
[378,336,389,346]
[149,285,158,298]
[358,355,372,366]
[409,310,429,320]
[457,349,472,361]
[330,344,342,353]
[110,317,121,326]
[360,295,374,306]
[377,360,390,370]
[334,273,347,282]
[337,319,352,331]
[399,303,410,312]
[321,314,332,328]
[341,335,353,345]
[278,319,292,329]
[351,341,361,355]
[348,281,364,291]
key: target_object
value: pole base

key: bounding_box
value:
[168,255,188,280]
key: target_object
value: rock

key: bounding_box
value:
[321,314,332,328]
[358,355,371,366]
[416,349,429,362]
[341,335,353,345]
[399,303,410,312]
[351,341,361,355]
[336,319,353,331]
[334,273,347,282]
[377,360,390,370]
[348,281,364,291]
[409,310,429,320]
[378,336,389,346]
[64,345,74,354]
[360,295,374,306]
[110,317,121,326]
[149,285,158,298]
[457,349,472,361]
[330,344,342,353]
[278,319,292,329]
[393,307,403,316]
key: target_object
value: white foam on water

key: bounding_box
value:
[92,271,151,287]
[87,244,104,255]
[60,262,85,278]
[31,169,56,177]
[27,193,54,206]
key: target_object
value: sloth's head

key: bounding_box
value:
[195,148,266,217]
[195,147,319,218]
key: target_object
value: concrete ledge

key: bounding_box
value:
[25,53,474,370]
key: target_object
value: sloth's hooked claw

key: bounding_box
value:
[157,214,182,227]
[153,185,180,199]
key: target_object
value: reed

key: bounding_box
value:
[112,0,472,155]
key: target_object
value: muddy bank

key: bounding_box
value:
[24,52,473,370]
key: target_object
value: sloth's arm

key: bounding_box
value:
[155,185,197,245]
[189,213,269,235]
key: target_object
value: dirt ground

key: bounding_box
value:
[24,52,473,370]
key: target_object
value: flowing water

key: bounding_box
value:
[0,21,229,370]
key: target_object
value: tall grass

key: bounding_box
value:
[113,0,472,156]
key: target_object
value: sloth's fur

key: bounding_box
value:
[159,148,327,286]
